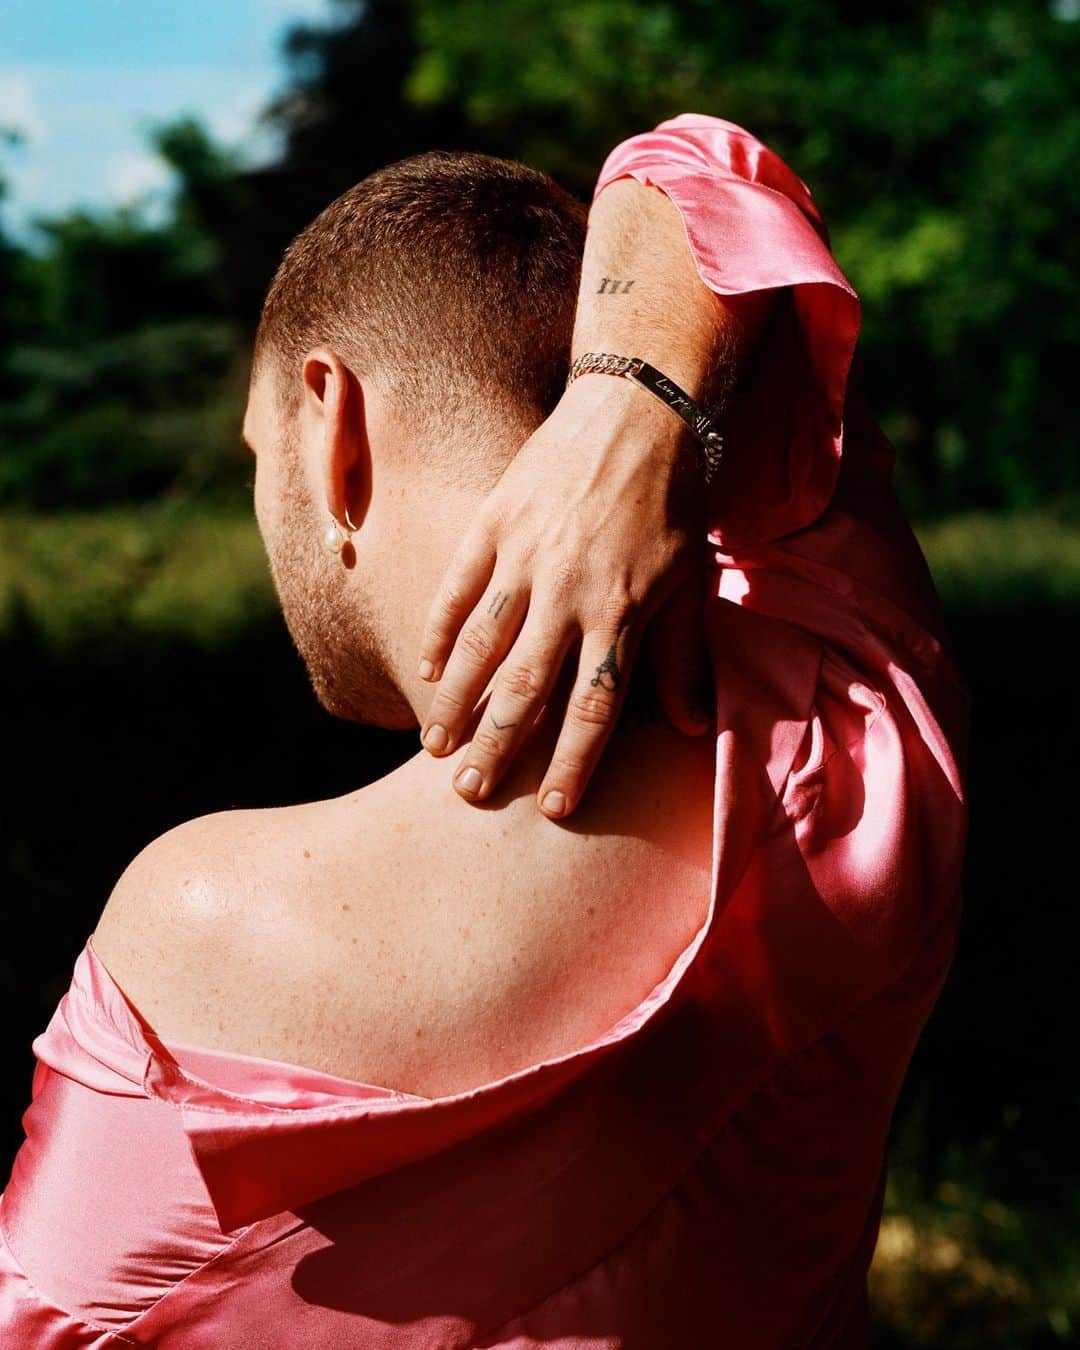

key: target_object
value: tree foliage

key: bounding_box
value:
[0,0,1076,515]
[403,0,1080,514]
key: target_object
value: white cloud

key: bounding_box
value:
[0,70,47,145]
[107,148,172,204]
[0,62,287,236]
[203,76,271,146]
[0,3,340,238]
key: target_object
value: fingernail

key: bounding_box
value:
[418,659,436,681]
[423,723,449,752]
[541,790,566,817]
[457,766,483,797]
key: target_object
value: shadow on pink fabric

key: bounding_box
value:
[0,115,970,1348]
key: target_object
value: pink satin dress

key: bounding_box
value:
[0,115,971,1347]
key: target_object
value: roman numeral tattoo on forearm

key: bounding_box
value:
[596,277,635,295]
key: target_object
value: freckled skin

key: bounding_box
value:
[94,707,714,1096]
[90,367,716,1096]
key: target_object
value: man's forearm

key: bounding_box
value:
[571,177,777,411]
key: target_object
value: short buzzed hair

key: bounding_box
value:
[254,149,588,470]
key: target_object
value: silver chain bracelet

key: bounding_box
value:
[565,351,725,485]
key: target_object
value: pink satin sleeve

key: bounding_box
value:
[593,113,863,547]
[598,112,971,1002]
[0,1221,126,1347]
[0,115,973,1346]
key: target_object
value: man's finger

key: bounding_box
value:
[449,620,577,802]
[416,524,497,683]
[420,578,529,757]
[651,572,713,737]
[535,617,641,820]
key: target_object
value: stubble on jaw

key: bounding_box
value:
[261,440,416,730]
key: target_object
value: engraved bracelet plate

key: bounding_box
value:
[566,351,725,485]
[624,360,724,485]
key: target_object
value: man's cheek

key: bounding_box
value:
[253,458,278,547]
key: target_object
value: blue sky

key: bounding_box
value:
[0,0,334,239]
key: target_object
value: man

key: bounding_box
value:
[0,115,970,1346]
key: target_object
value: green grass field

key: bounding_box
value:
[3,503,1079,648]
[0,502,275,648]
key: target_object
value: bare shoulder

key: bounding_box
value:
[87,728,716,1094]
[95,805,284,947]
[90,799,328,1047]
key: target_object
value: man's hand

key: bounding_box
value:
[416,373,713,820]
[416,172,775,819]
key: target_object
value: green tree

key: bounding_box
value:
[0,125,244,507]
[401,0,1080,516]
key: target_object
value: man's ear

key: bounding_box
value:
[301,347,370,531]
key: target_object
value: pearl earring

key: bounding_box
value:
[323,515,345,551]
[322,509,358,552]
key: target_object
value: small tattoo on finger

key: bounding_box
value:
[591,622,629,692]
[591,644,620,691]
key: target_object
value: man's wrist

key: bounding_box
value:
[566,352,726,483]
[557,364,699,470]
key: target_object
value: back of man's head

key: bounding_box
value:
[254,149,588,484]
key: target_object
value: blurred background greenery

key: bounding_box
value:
[1,1,1077,1344]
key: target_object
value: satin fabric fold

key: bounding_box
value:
[0,114,970,1347]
